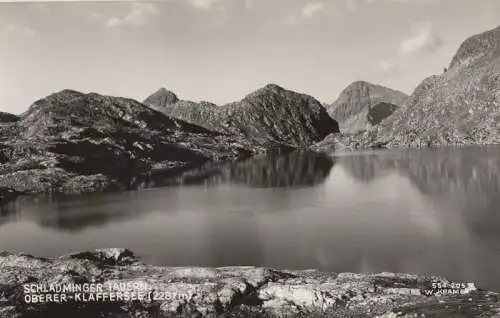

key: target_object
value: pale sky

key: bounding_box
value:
[0,0,499,114]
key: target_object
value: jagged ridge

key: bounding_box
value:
[144,83,340,148]
[0,90,256,199]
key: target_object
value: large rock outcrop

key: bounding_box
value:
[144,84,340,149]
[376,25,500,148]
[327,81,408,134]
[315,25,500,151]
[374,25,500,148]
[0,90,255,200]
[1,248,498,317]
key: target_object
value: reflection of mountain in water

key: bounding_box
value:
[222,151,334,188]
[151,151,335,188]
[1,152,334,232]
[1,192,162,233]
[339,147,500,239]
[395,148,500,240]
[337,153,394,182]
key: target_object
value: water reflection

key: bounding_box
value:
[0,191,166,232]
[337,147,500,239]
[204,209,265,267]
[336,151,394,182]
[221,151,334,187]
[336,147,500,291]
[150,151,335,188]
[0,151,334,232]
[1,147,499,292]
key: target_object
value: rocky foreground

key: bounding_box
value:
[0,249,498,317]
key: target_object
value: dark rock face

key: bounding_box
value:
[327,81,407,134]
[144,84,340,149]
[0,90,255,201]
[368,102,400,126]
[0,187,25,205]
[0,111,19,123]
[1,248,498,317]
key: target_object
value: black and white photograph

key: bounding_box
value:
[0,0,500,316]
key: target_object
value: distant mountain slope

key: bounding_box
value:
[376,25,500,148]
[327,81,408,134]
[144,84,339,148]
[145,94,222,133]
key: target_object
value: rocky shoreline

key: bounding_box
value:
[0,248,498,317]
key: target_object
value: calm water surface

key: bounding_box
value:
[1,148,500,292]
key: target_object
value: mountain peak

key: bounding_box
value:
[48,89,85,100]
[143,87,179,108]
[341,80,405,95]
[449,25,500,69]
[347,80,373,88]
[242,83,296,101]
[262,83,285,91]
[25,89,85,113]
